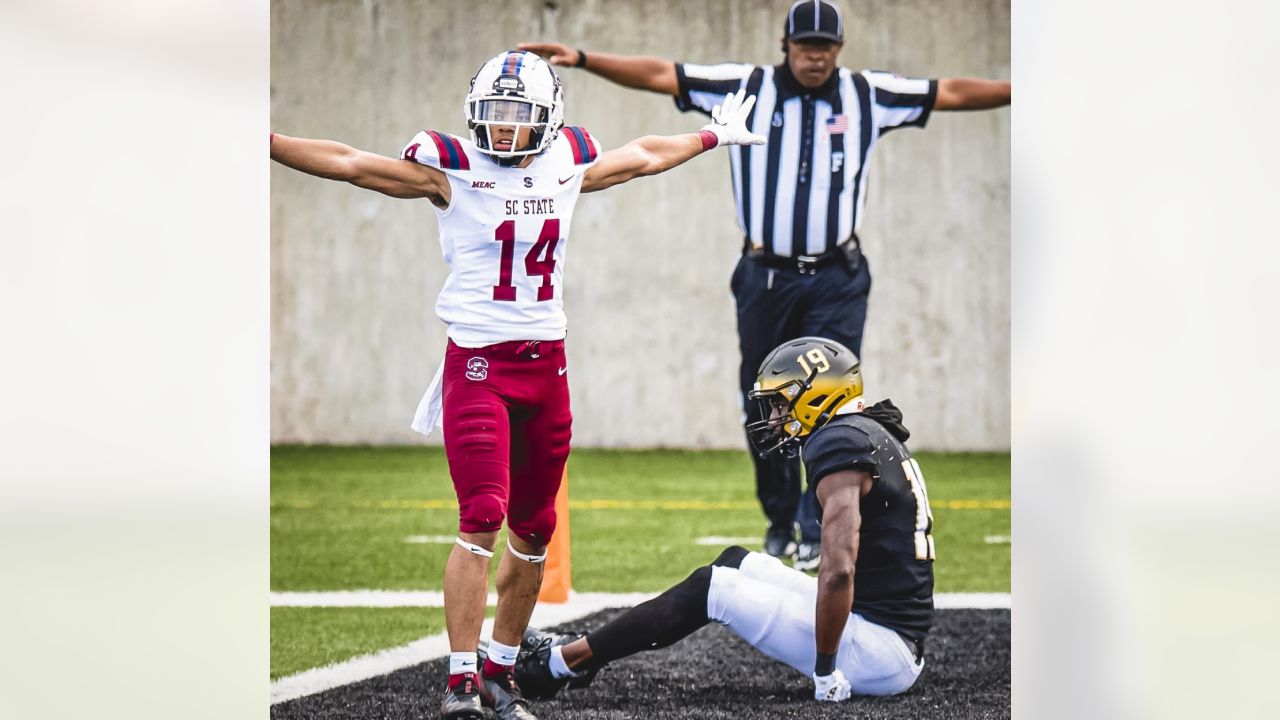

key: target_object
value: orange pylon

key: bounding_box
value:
[537,469,571,603]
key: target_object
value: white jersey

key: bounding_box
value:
[401,127,603,347]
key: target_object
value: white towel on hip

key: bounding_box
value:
[410,359,446,436]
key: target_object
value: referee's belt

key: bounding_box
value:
[744,236,860,275]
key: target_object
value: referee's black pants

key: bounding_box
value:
[732,253,872,544]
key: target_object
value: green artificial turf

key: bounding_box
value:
[270,445,1009,678]
[271,606,458,680]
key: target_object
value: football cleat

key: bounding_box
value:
[514,627,602,700]
[439,673,485,720]
[764,526,798,560]
[479,663,539,720]
[794,542,821,572]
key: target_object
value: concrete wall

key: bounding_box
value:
[270,0,1010,450]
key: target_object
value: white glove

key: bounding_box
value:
[700,89,768,147]
[813,668,852,702]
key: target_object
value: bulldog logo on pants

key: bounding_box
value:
[465,356,489,381]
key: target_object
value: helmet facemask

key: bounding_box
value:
[469,95,553,161]
[746,378,813,458]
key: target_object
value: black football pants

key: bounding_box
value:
[731,253,872,542]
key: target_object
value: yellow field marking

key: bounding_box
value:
[936,500,1010,510]
[379,499,457,510]
[333,498,1012,511]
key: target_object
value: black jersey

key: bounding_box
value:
[800,399,935,641]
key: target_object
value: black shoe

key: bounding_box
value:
[764,526,797,559]
[514,627,602,701]
[794,541,821,571]
[439,674,485,720]
[479,664,538,720]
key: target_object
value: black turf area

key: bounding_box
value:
[272,608,1009,720]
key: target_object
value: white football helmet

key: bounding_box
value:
[465,50,565,164]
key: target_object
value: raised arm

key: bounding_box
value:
[811,469,872,703]
[270,133,451,206]
[935,77,1011,110]
[581,90,764,193]
[518,42,678,95]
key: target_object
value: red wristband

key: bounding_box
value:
[698,130,719,151]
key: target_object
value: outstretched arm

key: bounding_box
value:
[581,90,765,193]
[270,133,451,206]
[518,42,678,95]
[810,470,871,703]
[580,133,708,193]
[935,77,1011,110]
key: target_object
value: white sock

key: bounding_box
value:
[449,651,478,676]
[487,639,520,667]
[548,645,582,679]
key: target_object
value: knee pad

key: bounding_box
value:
[507,503,556,548]
[713,545,750,569]
[458,490,506,534]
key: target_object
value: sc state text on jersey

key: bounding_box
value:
[504,198,557,216]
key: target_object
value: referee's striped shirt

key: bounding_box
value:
[675,61,937,258]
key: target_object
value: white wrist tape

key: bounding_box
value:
[507,538,547,563]
[455,537,495,558]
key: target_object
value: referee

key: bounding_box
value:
[521,0,1010,569]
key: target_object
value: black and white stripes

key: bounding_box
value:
[675,62,938,257]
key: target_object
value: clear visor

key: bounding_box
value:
[474,99,545,124]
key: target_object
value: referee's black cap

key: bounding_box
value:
[784,0,844,43]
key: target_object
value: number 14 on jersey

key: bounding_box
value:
[493,219,559,302]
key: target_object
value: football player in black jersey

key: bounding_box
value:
[512,337,934,703]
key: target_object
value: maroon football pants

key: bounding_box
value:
[442,339,571,547]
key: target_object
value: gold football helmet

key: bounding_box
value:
[746,337,864,457]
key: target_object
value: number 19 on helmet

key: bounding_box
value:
[745,337,864,457]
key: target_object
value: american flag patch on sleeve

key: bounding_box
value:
[825,114,849,134]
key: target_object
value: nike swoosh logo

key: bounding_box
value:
[558,367,567,375]
[558,176,574,185]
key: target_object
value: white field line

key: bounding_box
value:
[402,535,456,544]
[934,593,1011,609]
[694,536,762,546]
[984,535,1011,544]
[270,590,1010,703]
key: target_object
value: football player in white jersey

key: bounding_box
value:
[270,50,765,720]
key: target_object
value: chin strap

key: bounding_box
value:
[507,538,547,563]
